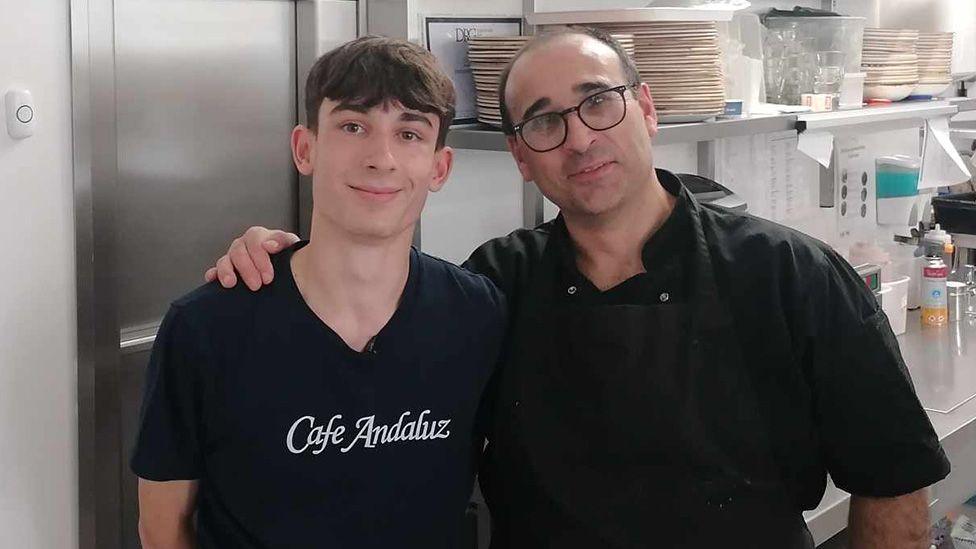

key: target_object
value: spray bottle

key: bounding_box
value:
[920,225,953,327]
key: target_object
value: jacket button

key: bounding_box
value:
[567,286,577,295]
[659,292,670,302]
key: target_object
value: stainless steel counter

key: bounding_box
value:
[805,312,976,545]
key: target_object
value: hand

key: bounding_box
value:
[204,227,300,291]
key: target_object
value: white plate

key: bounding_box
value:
[864,29,918,36]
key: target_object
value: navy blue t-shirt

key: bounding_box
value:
[131,242,506,548]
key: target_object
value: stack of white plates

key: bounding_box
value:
[611,33,636,58]
[467,36,532,127]
[862,28,919,101]
[595,21,725,123]
[916,31,953,96]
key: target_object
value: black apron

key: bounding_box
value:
[482,197,814,549]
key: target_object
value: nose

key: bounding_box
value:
[364,135,397,172]
[562,111,596,154]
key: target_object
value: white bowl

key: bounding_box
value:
[864,83,916,101]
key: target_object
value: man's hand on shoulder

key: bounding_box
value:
[204,226,300,291]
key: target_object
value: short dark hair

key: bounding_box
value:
[305,35,456,148]
[497,26,640,135]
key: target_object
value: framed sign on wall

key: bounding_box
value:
[422,16,523,125]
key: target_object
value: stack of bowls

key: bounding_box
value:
[594,21,725,122]
[915,32,953,96]
[467,36,532,127]
[861,28,919,101]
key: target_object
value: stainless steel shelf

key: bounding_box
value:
[525,7,735,26]
[654,114,796,145]
[446,124,509,152]
[949,96,976,113]
[448,115,798,150]
[796,101,958,134]
[448,100,969,151]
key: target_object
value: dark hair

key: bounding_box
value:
[497,26,641,135]
[305,35,456,148]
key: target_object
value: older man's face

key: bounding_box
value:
[504,34,659,220]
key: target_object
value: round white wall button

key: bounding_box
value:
[16,105,33,123]
[5,89,35,139]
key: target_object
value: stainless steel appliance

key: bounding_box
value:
[71,1,357,547]
[932,192,976,316]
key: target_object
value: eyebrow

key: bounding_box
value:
[330,102,370,114]
[573,81,612,95]
[329,103,433,128]
[521,97,552,122]
[399,112,434,128]
[519,81,613,122]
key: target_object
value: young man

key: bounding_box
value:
[131,36,506,548]
[208,28,948,549]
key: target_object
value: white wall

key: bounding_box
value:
[0,0,78,548]
[417,0,526,262]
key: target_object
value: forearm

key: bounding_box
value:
[138,517,196,549]
[848,489,930,549]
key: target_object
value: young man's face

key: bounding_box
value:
[291,99,453,242]
[504,34,658,221]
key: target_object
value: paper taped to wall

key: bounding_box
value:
[797,131,834,168]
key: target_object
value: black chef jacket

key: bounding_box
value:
[464,168,949,546]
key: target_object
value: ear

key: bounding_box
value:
[506,135,534,182]
[291,125,315,176]
[636,83,658,139]
[428,145,454,193]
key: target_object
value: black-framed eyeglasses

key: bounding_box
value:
[512,83,639,153]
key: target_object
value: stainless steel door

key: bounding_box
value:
[114,0,298,333]
[72,1,298,548]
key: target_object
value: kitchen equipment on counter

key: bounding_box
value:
[855,262,885,306]
[932,192,976,276]
[677,173,747,212]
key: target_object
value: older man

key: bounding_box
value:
[208,28,948,549]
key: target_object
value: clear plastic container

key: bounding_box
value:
[763,17,866,73]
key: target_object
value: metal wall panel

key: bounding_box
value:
[73,1,299,547]
[114,0,298,331]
